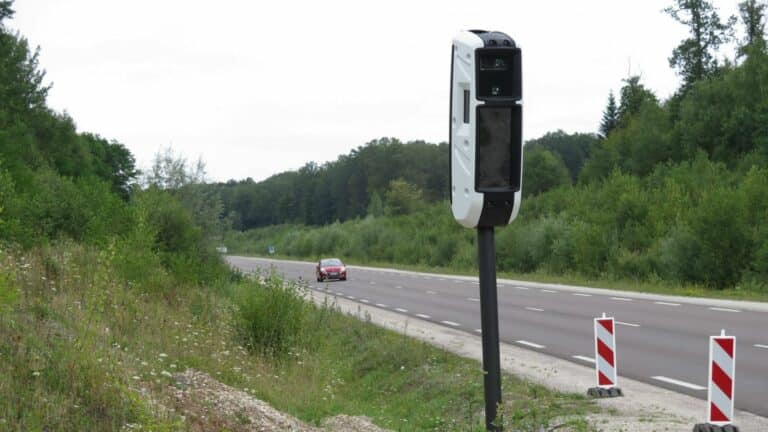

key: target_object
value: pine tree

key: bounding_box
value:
[599,91,619,138]
[665,0,736,90]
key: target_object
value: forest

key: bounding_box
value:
[224,0,768,291]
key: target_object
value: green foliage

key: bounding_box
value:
[214,138,448,229]
[524,130,597,182]
[599,91,619,138]
[383,178,425,216]
[234,272,308,357]
[665,0,736,90]
[522,148,571,197]
[738,0,767,57]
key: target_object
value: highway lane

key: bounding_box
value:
[227,256,768,417]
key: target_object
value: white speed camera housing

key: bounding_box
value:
[450,30,523,228]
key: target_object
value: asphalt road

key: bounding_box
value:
[226,256,768,417]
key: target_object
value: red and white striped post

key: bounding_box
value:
[587,313,622,397]
[706,330,736,427]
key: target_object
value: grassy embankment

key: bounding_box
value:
[0,242,598,431]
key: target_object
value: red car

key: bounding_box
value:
[316,258,347,282]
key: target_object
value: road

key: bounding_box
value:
[226,256,768,417]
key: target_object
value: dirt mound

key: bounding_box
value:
[169,369,389,432]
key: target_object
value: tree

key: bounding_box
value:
[665,0,736,90]
[599,91,619,138]
[0,1,13,25]
[522,148,571,197]
[618,76,657,126]
[738,0,767,57]
[383,179,424,216]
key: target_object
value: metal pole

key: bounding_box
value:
[477,226,502,431]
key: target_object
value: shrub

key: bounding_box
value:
[235,272,308,357]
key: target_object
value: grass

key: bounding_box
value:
[243,252,768,303]
[0,242,599,431]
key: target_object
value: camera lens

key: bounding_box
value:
[494,58,505,68]
[492,86,501,96]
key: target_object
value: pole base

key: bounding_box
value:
[693,424,739,432]
[587,387,623,398]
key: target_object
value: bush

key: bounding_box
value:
[235,272,308,357]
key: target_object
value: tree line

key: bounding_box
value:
[0,0,228,285]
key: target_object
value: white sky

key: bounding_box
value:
[11,0,744,182]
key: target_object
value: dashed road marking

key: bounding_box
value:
[467,297,480,302]
[360,299,369,303]
[541,289,557,293]
[453,280,463,284]
[346,295,355,299]
[655,301,681,306]
[573,293,592,297]
[515,286,529,290]
[426,290,436,294]
[754,344,768,349]
[651,376,706,391]
[572,355,595,364]
[525,307,544,312]
[395,308,408,313]
[516,340,545,349]
[616,321,640,327]
[441,320,461,327]
[610,297,632,302]
[375,303,387,308]
[395,286,403,289]
[416,314,431,319]
[474,329,482,333]
[708,307,741,313]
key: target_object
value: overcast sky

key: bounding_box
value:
[11,0,744,183]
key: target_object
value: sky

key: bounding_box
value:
[10,0,744,183]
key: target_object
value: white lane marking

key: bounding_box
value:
[370,281,376,285]
[610,297,633,301]
[441,320,461,327]
[453,280,463,284]
[346,295,355,299]
[515,286,529,290]
[423,277,432,280]
[467,297,480,302]
[541,289,558,293]
[754,344,768,349]
[439,278,446,281]
[426,290,436,294]
[651,376,706,391]
[516,340,545,349]
[375,303,388,308]
[616,321,640,328]
[395,286,403,289]
[475,329,482,333]
[572,293,592,297]
[655,301,681,306]
[709,307,741,313]
[360,299,369,303]
[395,308,408,313]
[572,355,595,364]
[525,307,544,312]
[472,282,480,285]
[416,314,431,319]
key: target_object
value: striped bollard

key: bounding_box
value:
[587,313,623,398]
[693,330,739,432]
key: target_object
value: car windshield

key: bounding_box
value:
[320,259,342,266]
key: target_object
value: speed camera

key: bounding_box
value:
[450,30,523,228]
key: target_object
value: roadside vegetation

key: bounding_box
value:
[223,1,768,299]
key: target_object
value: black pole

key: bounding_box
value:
[477,226,502,431]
